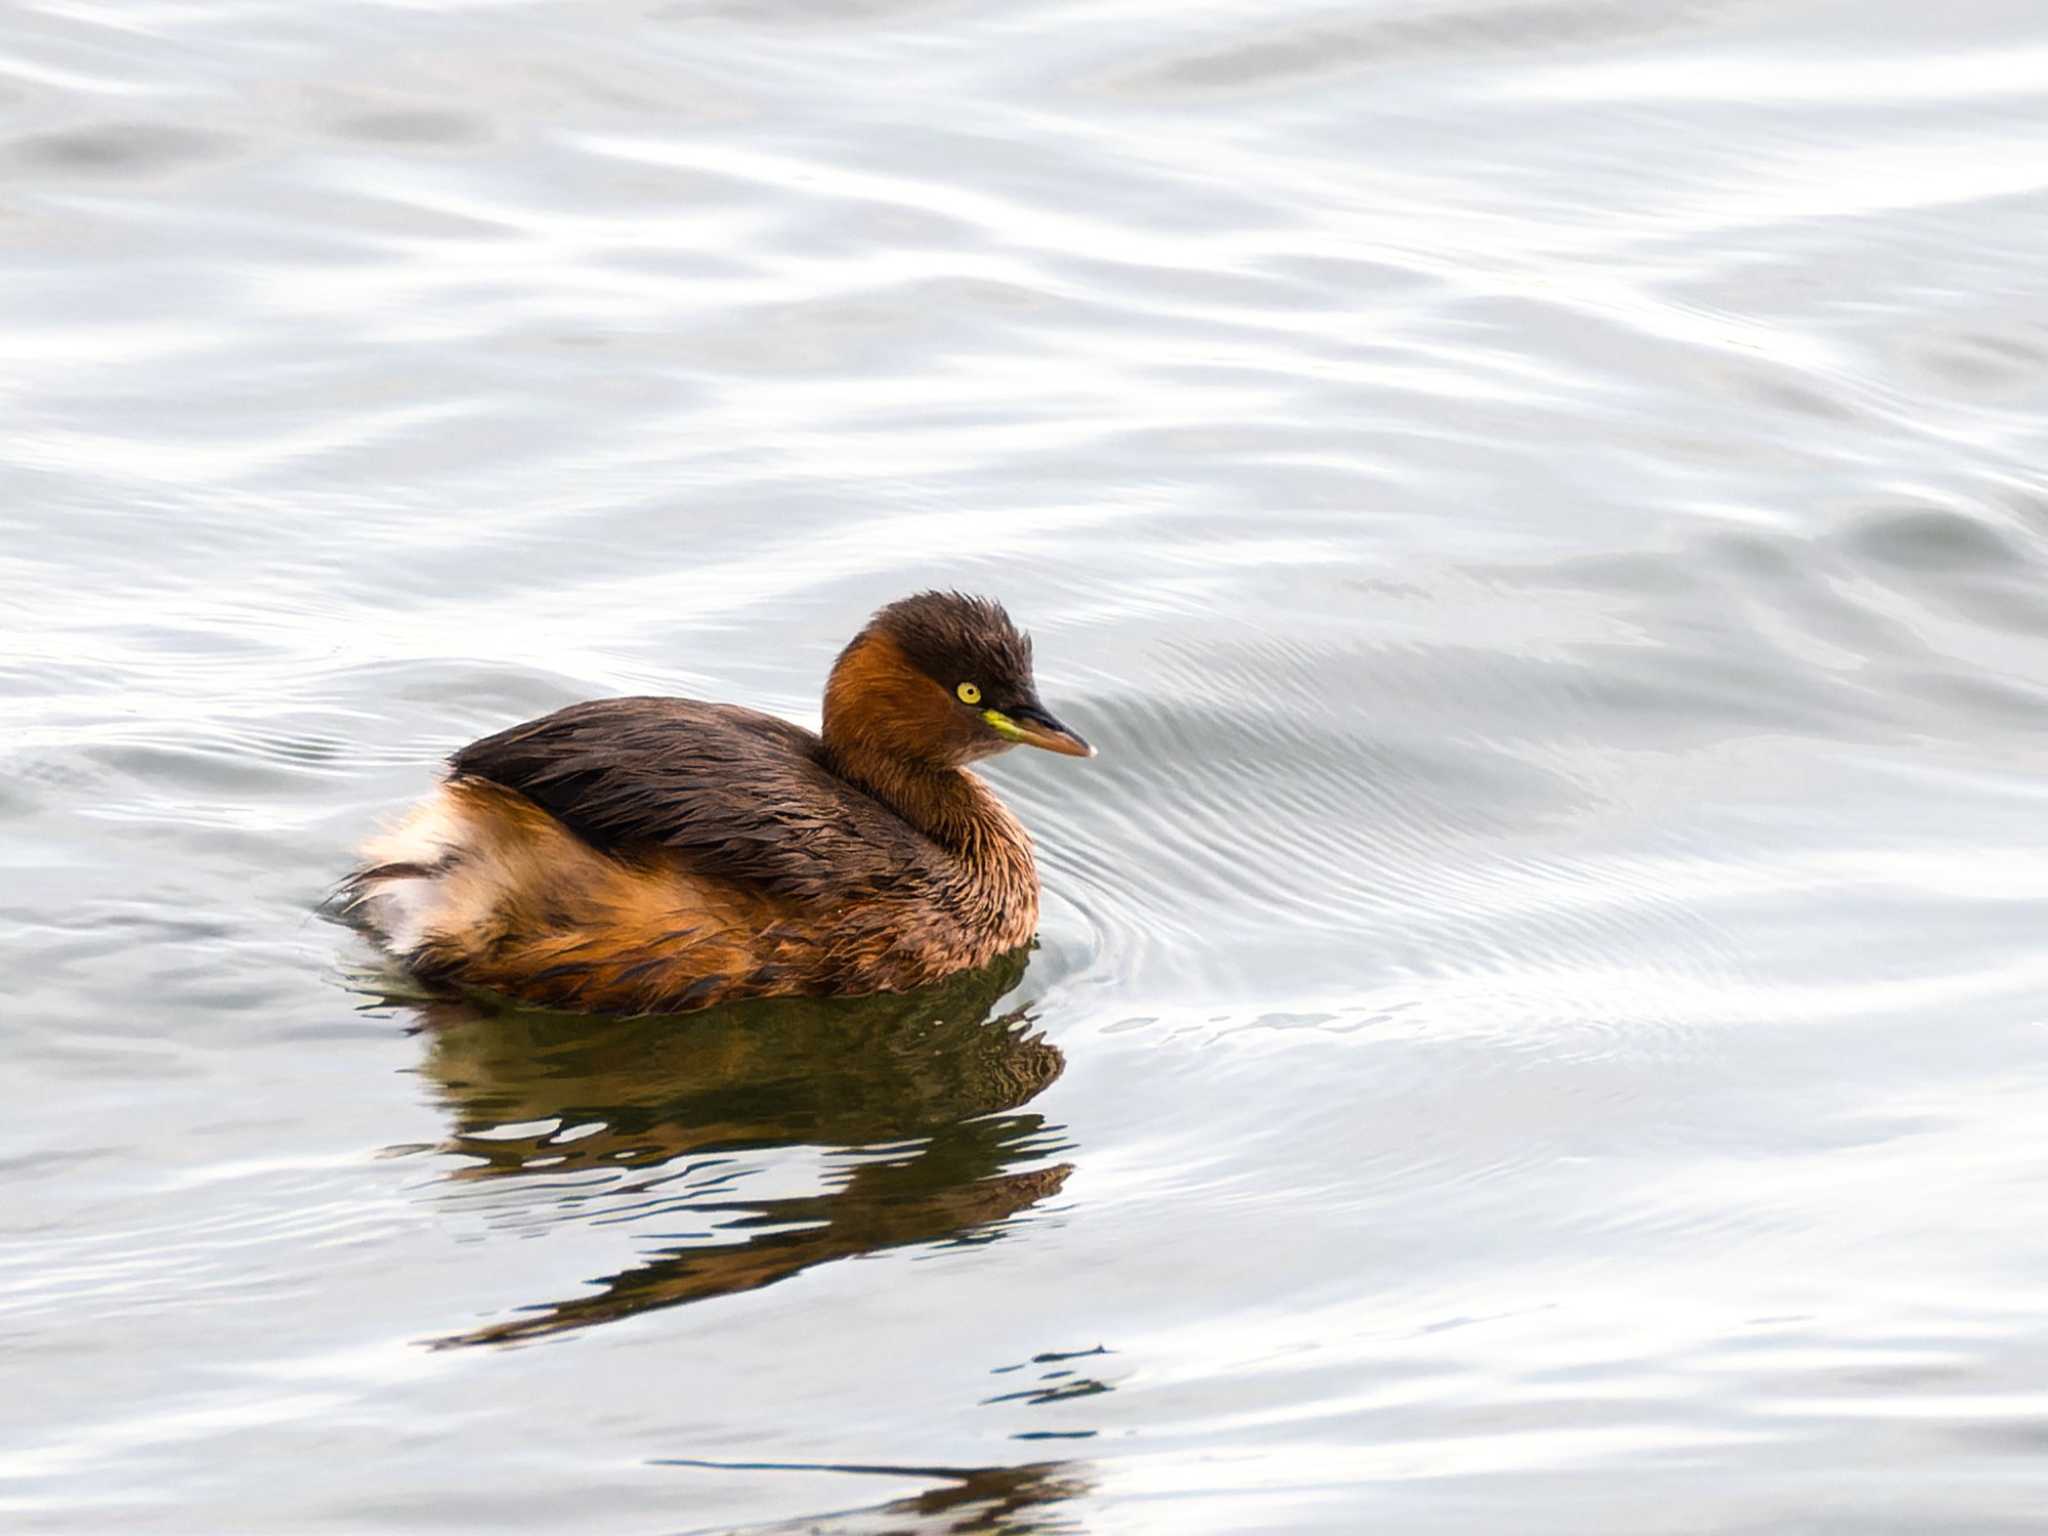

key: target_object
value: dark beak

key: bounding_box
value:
[998,701,1095,759]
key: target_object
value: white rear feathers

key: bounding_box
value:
[340,784,474,958]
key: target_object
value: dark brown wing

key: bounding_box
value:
[447,697,931,904]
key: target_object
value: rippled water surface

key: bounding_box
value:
[9,0,2048,1530]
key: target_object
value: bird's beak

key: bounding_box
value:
[985,702,1095,758]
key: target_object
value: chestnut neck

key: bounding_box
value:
[820,729,1039,952]
[820,632,1017,859]
[823,738,985,851]
[819,634,1039,945]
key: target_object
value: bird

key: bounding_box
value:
[336,591,1095,1015]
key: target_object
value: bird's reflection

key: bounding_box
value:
[396,951,1072,1347]
[661,1458,1091,1536]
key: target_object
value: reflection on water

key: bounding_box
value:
[664,1459,1089,1536]
[984,1344,1115,1421]
[401,953,1071,1346]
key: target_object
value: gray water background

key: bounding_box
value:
[7,0,2048,1530]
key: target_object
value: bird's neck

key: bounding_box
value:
[825,741,1014,856]
[826,741,1037,932]
[818,634,1039,944]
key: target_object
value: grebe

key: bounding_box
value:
[339,592,1093,1014]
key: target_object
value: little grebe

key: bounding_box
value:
[340,592,1093,1014]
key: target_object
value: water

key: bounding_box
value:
[7,0,2048,1529]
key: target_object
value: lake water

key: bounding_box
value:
[7,0,2048,1530]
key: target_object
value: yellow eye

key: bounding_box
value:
[956,681,981,704]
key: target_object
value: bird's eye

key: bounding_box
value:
[956,682,982,704]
